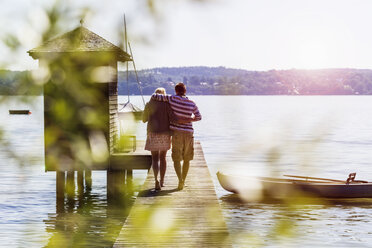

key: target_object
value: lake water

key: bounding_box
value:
[1,95,372,247]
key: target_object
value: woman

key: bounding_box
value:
[142,88,173,190]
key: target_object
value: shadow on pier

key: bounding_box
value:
[137,187,179,197]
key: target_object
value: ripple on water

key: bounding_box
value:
[4,96,372,247]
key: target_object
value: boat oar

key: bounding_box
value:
[261,177,341,184]
[283,174,346,183]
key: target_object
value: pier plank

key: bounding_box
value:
[114,141,231,247]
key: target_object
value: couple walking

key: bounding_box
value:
[142,83,202,191]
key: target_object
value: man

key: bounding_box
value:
[151,82,202,190]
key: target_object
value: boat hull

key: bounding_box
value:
[217,172,372,198]
[293,183,372,198]
[9,110,30,115]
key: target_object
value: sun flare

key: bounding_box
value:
[297,39,329,69]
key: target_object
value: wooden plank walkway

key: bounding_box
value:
[113,141,231,247]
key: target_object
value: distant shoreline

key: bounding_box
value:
[3,94,372,97]
[2,66,372,95]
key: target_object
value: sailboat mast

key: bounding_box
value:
[124,14,128,53]
[128,41,145,107]
[124,14,130,102]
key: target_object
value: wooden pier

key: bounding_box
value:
[113,141,231,247]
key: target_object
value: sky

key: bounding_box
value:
[2,0,372,71]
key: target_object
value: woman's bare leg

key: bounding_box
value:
[159,150,167,187]
[151,151,160,189]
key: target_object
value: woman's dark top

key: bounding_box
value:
[142,99,173,134]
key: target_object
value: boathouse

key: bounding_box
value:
[28,25,151,201]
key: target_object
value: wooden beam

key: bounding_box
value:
[110,154,151,170]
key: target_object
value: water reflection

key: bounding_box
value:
[4,96,372,247]
[220,193,372,247]
[44,185,134,247]
[220,193,372,207]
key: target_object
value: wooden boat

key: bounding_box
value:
[118,102,143,121]
[9,110,31,115]
[217,172,372,198]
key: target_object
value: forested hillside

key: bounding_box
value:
[118,67,372,95]
[0,70,42,95]
[2,67,372,95]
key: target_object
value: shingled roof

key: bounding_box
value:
[28,26,131,62]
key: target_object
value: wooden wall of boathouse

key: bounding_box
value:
[41,57,113,171]
[109,68,119,156]
[27,26,133,172]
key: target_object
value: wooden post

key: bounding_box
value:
[118,170,126,196]
[85,170,92,190]
[56,171,66,199]
[66,171,75,199]
[77,171,84,195]
[56,171,65,213]
[107,170,114,202]
[126,169,133,194]
[107,170,125,203]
